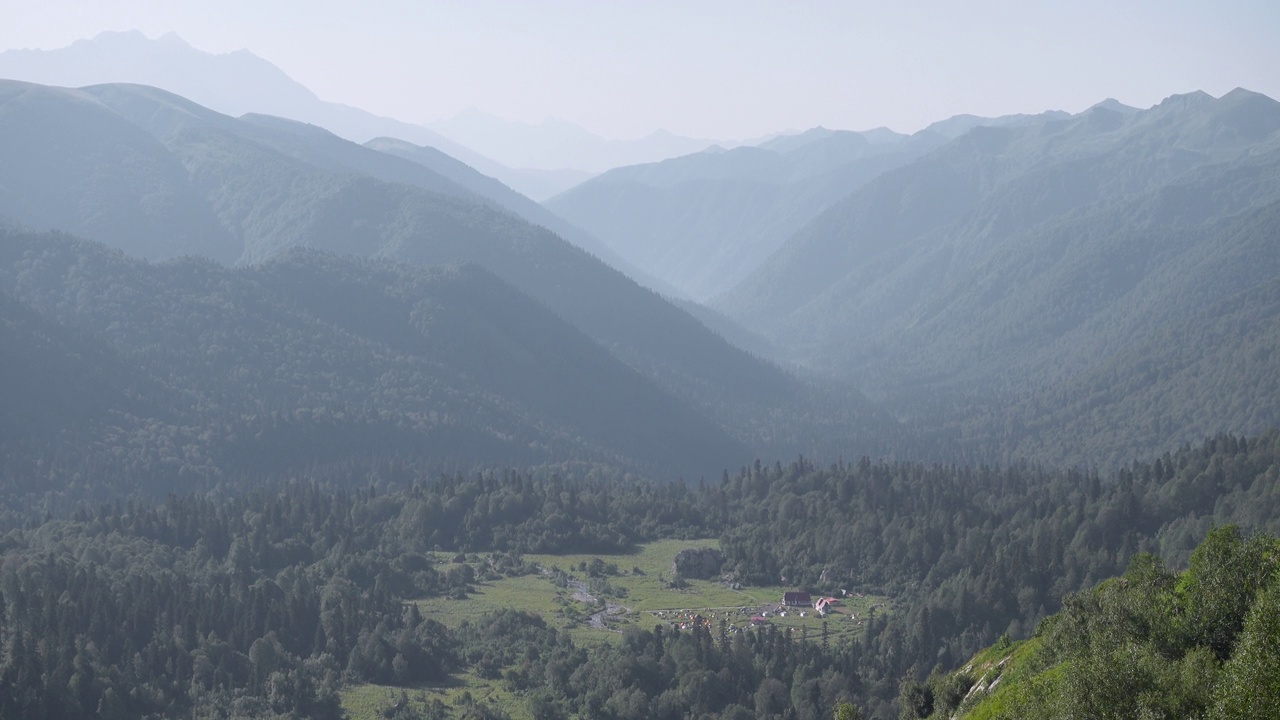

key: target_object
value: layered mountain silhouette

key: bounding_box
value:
[0,79,898,484]
[714,88,1280,465]
[0,30,564,198]
[547,128,927,299]
[429,108,720,178]
[4,67,1274,473]
[547,109,1072,301]
[0,227,748,487]
[361,135,675,293]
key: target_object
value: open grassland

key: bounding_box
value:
[341,672,533,720]
[352,540,891,715]
[414,539,889,646]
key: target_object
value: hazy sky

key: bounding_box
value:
[3,0,1277,140]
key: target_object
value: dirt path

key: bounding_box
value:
[565,577,629,630]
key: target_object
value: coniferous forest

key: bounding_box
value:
[1,431,1278,718]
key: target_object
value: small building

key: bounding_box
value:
[782,591,812,607]
[815,597,840,614]
[750,615,767,625]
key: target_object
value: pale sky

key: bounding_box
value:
[2,0,1277,140]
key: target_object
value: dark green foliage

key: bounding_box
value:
[0,431,1276,718]
[1211,579,1280,720]
[0,483,457,718]
[706,434,1280,716]
[488,619,863,720]
[937,526,1279,719]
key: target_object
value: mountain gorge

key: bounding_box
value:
[547,109,1075,302]
[546,127,926,300]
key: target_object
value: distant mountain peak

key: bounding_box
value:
[1221,87,1279,106]
[87,28,148,43]
[1087,98,1139,114]
[1157,90,1215,108]
[0,31,533,186]
[155,31,192,48]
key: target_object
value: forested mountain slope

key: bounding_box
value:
[915,526,1280,720]
[546,108,1073,302]
[362,135,675,296]
[0,80,899,467]
[0,228,748,496]
[717,88,1280,466]
[0,288,156,442]
[546,129,928,300]
[0,80,236,262]
[2,419,1276,719]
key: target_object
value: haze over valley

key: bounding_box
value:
[1,7,1278,719]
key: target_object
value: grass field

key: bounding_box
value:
[414,539,888,645]
[346,540,890,717]
[341,672,533,720]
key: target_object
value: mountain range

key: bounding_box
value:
[547,109,1081,301]
[0,78,899,492]
[713,88,1280,466]
[2,56,1278,476]
[429,108,720,176]
[0,30,569,198]
[0,31,733,199]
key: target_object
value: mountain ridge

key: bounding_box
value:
[0,79,901,474]
[0,226,748,485]
[714,87,1280,466]
[0,30,578,198]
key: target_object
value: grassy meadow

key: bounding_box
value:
[343,539,890,719]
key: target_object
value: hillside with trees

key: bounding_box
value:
[717,89,1280,466]
[0,431,1277,718]
[0,80,899,471]
[909,526,1280,720]
[0,227,753,493]
[1,75,1279,720]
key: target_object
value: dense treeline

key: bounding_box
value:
[710,432,1280,715]
[457,608,864,720]
[0,471,846,719]
[913,526,1280,719]
[0,431,1276,717]
[0,483,470,718]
